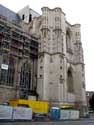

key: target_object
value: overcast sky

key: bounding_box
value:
[0,0,94,91]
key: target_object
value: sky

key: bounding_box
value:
[0,0,94,91]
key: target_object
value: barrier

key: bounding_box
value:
[0,105,13,119]
[13,107,32,120]
[70,110,79,119]
[60,110,79,120]
[0,105,32,120]
[60,110,70,119]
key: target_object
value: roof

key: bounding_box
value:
[0,4,20,23]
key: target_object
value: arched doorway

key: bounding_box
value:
[67,67,74,93]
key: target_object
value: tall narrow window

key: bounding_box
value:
[29,14,32,22]
[20,62,31,89]
[22,14,25,20]
[20,62,31,99]
[66,29,72,52]
[0,69,7,85]
[0,56,15,86]
[67,68,74,93]
[7,58,15,86]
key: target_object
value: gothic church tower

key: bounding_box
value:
[31,7,86,109]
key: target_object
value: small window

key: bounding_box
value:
[22,14,25,20]
[40,66,43,69]
[60,75,62,78]
[40,74,42,78]
[86,93,89,96]
[29,14,32,22]
[60,66,62,69]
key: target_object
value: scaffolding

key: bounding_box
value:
[0,15,38,59]
[0,15,39,98]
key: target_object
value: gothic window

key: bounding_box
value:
[66,29,72,52]
[7,58,15,86]
[20,62,31,90]
[0,68,6,85]
[67,68,74,93]
[0,56,15,86]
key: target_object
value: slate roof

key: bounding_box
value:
[0,4,20,22]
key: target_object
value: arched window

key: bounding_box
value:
[67,68,74,93]
[0,56,15,86]
[22,14,25,20]
[20,62,31,89]
[7,57,15,86]
[66,29,72,52]
[29,14,32,22]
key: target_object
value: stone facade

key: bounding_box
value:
[30,7,87,107]
[0,5,87,110]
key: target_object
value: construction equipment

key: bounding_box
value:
[9,99,49,114]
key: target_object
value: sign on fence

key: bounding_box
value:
[1,64,8,70]
[13,107,32,120]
